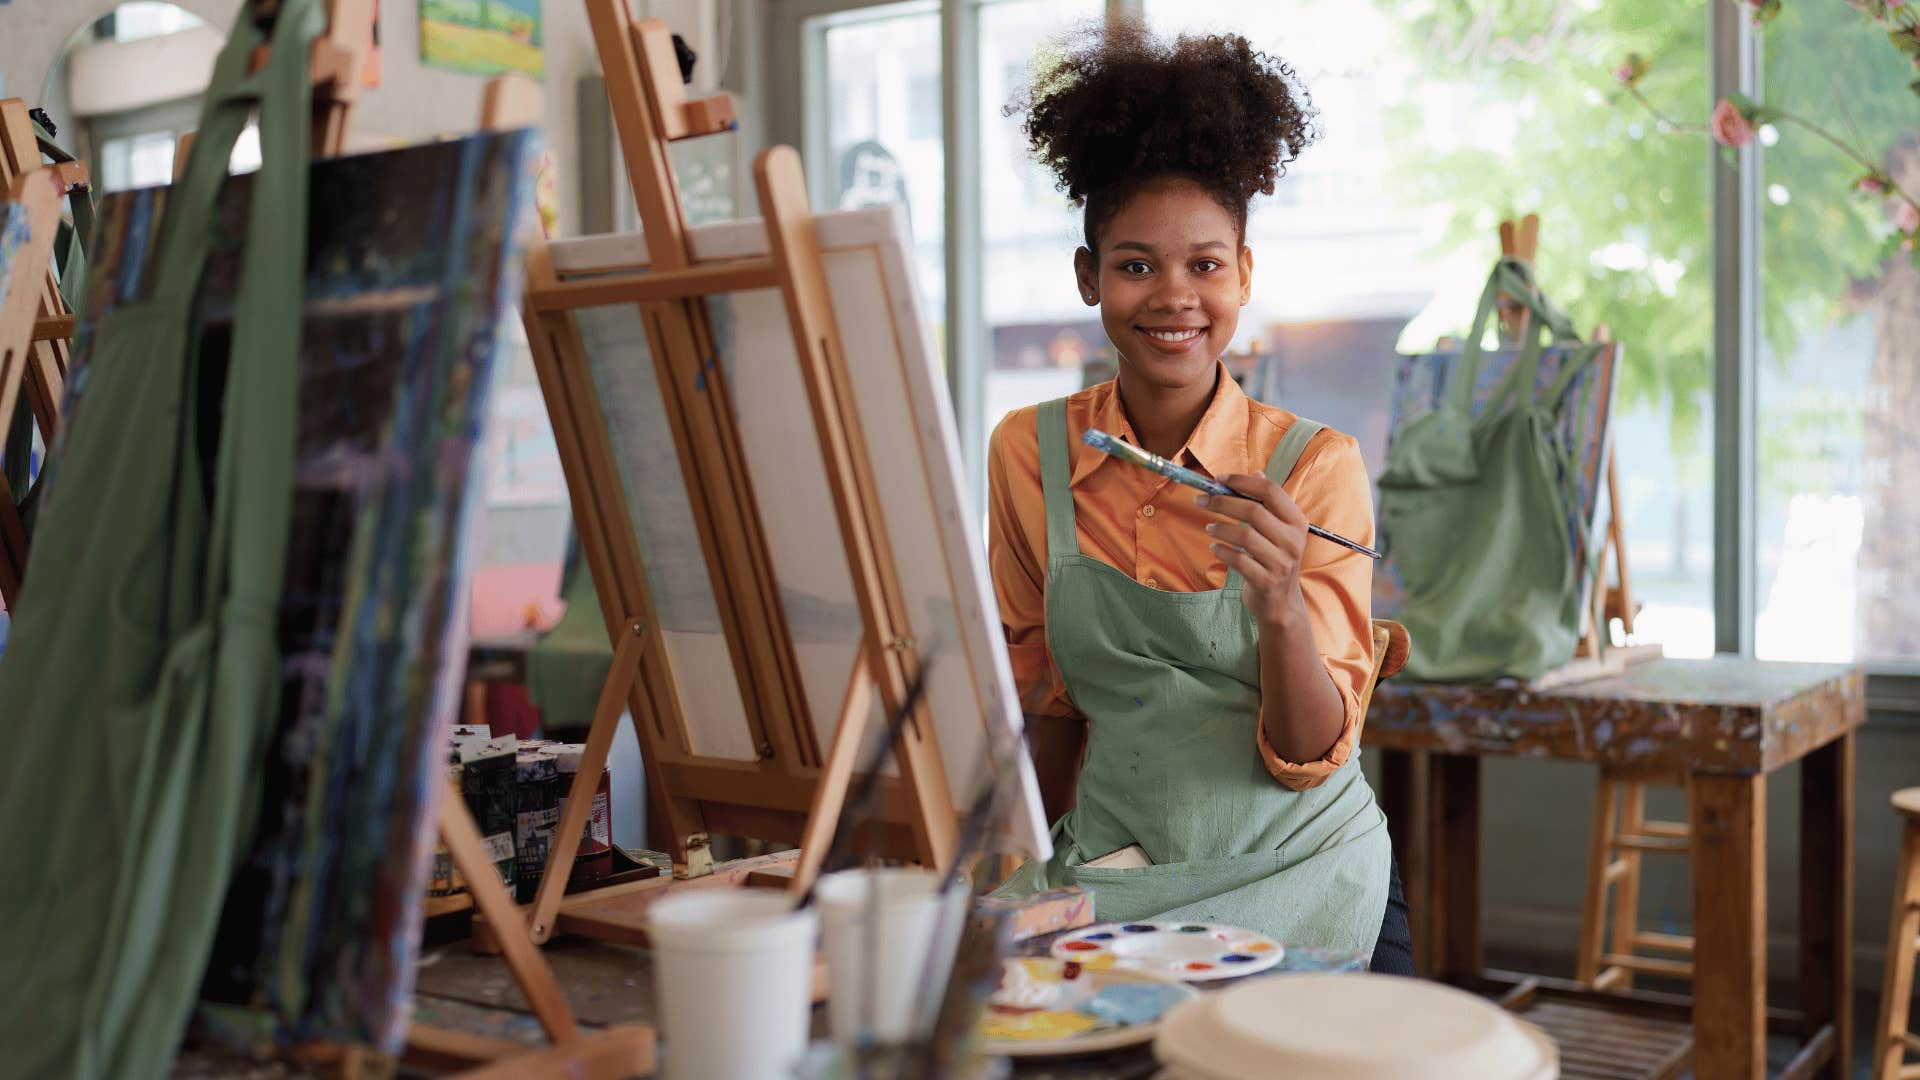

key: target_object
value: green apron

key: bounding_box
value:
[997,398,1390,956]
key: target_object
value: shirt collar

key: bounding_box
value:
[1071,361,1251,488]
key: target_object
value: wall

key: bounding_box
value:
[1,0,618,238]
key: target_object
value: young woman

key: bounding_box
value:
[989,20,1412,971]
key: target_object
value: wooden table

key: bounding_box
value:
[1366,657,1866,1080]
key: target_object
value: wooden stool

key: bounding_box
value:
[1875,788,1920,1079]
[1577,772,1695,991]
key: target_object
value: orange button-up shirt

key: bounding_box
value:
[986,365,1376,791]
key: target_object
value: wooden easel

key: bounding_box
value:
[0,99,89,607]
[500,0,960,957]
[1495,215,1658,688]
[159,4,653,1075]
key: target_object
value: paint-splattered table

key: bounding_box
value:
[1365,657,1866,1080]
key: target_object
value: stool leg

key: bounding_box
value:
[1578,777,1619,987]
[1611,781,1647,991]
[1877,823,1920,1080]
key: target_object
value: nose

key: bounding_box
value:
[1147,270,1199,313]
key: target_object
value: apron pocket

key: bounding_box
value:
[1065,849,1285,925]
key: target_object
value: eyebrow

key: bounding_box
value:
[1109,240,1234,255]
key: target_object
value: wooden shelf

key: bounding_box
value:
[426,892,475,918]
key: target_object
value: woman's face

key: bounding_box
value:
[1076,179,1252,393]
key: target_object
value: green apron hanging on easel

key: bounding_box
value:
[996,399,1390,956]
[0,2,322,1075]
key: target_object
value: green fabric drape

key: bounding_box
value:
[0,1,321,1075]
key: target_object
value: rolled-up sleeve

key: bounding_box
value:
[987,410,1079,720]
[1255,431,1376,790]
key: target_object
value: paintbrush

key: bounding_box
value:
[1082,427,1382,560]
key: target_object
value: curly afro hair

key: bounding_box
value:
[1010,17,1318,251]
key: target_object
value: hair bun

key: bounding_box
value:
[1014,17,1318,214]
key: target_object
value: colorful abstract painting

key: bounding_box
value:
[420,0,544,78]
[68,130,542,1052]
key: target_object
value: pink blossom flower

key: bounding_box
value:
[1859,174,1890,196]
[1892,198,1920,235]
[1710,99,1757,148]
[1614,53,1649,88]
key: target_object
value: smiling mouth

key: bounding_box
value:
[1139,327,1207,343]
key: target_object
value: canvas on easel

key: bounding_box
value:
[504,0,1048,955]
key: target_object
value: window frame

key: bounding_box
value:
[768,0,1920,698]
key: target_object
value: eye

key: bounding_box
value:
[1194,259,1223,273]
[1120,260,1153,275]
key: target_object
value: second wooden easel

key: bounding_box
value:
[1495,214,1659,688]
[0,98,89,608]
[489,0,973,961]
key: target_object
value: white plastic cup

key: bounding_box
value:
[815,867,969,1046]
[647,889,819,1080]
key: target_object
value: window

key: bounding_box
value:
[1754,6,1918,664]
[813,3,945,349]
[979,0,1104,455]
[1140,0,1718,657]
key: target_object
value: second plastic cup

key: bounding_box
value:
[815,866,969,1046]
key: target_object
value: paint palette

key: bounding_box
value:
[1049,921,1285,981]
[979,957,1197,1057]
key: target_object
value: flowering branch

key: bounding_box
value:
[1611,5,1920,262]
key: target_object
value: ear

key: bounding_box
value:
[1239,244,1254,306]
[1074,247,1099,306]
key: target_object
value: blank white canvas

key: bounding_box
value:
[553,205,1050,859]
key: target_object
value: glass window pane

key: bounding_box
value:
[816,4,945,351]
[980,0,1105,458]
[1755,7,1917,663]
[1139,0,1716,656]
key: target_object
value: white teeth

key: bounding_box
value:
[1144,328,1204,342]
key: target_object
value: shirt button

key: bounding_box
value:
[1144,576,1159,589]
[1141,504,1156,518]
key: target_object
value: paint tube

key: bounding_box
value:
[550,744,612,883]
[459,735,518,893]
[514,748,561,902]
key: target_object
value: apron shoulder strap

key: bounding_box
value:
[1036,397,1077,562]
[1264,416,1327,485]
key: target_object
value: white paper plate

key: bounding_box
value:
[1049,921,1285,982]
[1154,973,1559,1080]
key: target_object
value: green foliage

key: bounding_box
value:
[1372,0,1913,451]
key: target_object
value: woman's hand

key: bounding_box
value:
[1197,474,1311,631]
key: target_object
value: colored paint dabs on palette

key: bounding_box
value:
[1048,921,1287,982]
[978,958,1197,1050]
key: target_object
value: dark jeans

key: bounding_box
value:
[1369,855,1416,975]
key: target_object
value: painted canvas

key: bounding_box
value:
[68,131,542,1051]
[1373,336,1620,626]
[420,0,544,78]
[548,206,1051,859]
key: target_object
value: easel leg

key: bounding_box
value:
[439,786,580,1044]
[526,620,647,943]
[788,648,878,896]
